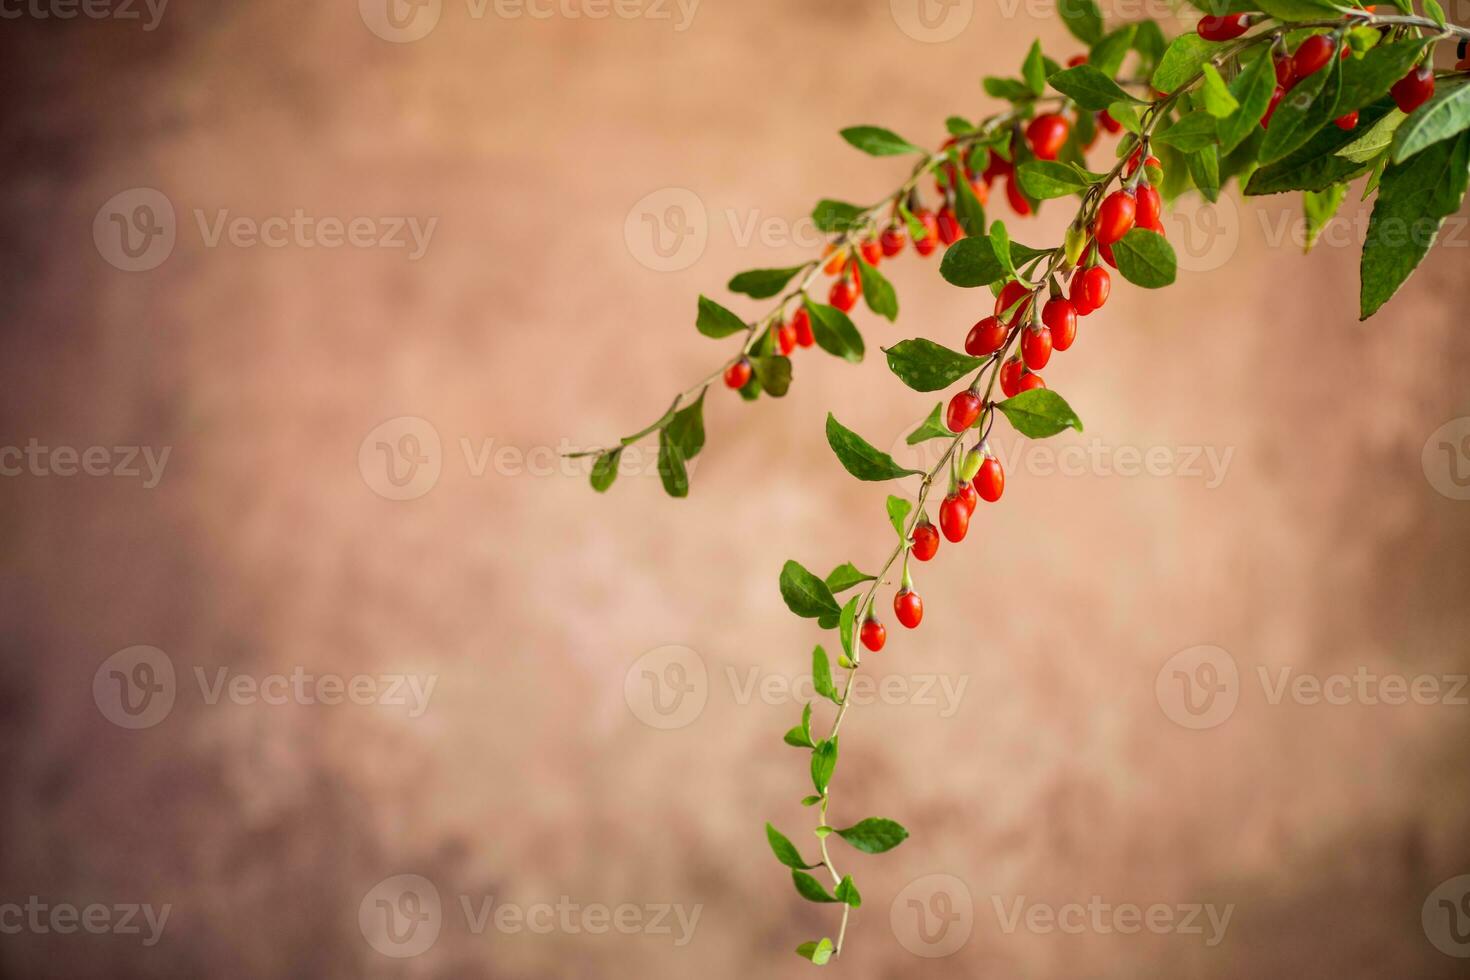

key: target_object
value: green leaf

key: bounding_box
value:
[803,298,865,364]
[945,115,976,135]
[1337,107,1406,162]
[749,354,792,398]
[840,125,923,157]
[1022,40,1047,97]
[1261,56,1338,164]
[795,938,835,965]
[886,495,913,539]
[783,702,816,748]
[811,645,839,703]
[1186,146,1221,203]
[589,448,621,493]
[792,870,840,904]
[983,76,1035,101]
[855,256,898,321]
[883,338,986,392]
[1153,34,1222,94]
[1016,160,1091,200]
[1302,185,1346,253]
[838,595,858,662]
[907,402,952,444]
[1338,39,1429,116]
[1059,0,1104,45]
[696,295,747,338]
[1392,77,1470,163]
[810,738,838,794]
[780,560,842,620]
[1153,111,1219,153]
[989,221,1015,278]
[1218,48,1276,154]
[997,388,1085,438]
[1246,99,1395,194]
[825,563,874,593]
[1112,228,1177,288]
[835,876,863,908]
[1424,0,1446,28]
[826,414,923,481]
[834,817,910,854]
[952,170,987,238]
[812,199,865,233]
[1048,64,1137,111]
[665,389,706,461]
[656,428,688,497]
[1360,132,1470,318]
[1089,24,1136,77]
[727,265,807,299]
[1255,0,1342,19]
[767,823,821,869]
[1132,18,1167,70]
[939,235,1050,287]
[1108,100,1142,134]
[1199,64,1240,119]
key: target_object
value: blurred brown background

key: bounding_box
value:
[3,0,1470,976]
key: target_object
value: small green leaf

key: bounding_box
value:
[997,388,1084,438]
[780,560,842,620]
[989,221,1015,279]
[856,256,898,321]
[810,738,838,794]
[589,448,621,493]
[1218,49,1276,154]
[1022,40,1047,97]
[1112,228,1177,288]
[812,199,865,233]
[1153,112,1219,153]
[906,403,952,444]
[1048,64,1137,111]
[945,115,976,135]
[750,354,792,398]
[939,235,1050,287]
[838,596,858,662]
[800,795,822,807]
[834,817,910,854]
[795,938,835,965]
[792,870,840,904]
[952,170,987,238]
[1060,0,1104,45]
[1199,64,1240,119]
[767,823,822,869]
[887,494,913,539]
[1254,0,1342,19]
[665,389,706,461]
[1089,23,1136,76]
[656,428,689,498]
[883,339,986,392]
[1302,185,1346,253]
[1153,34,1223,94]
[983,76,1035,102]
[783,721,815,749]
[1261,56,1338,164]
[1392,77,1470,163]
[696,295,748,338]
[1016,160,1092,200]
[1186,146,1221,203]
[840,125,924,157]
[825,563,874,593]
[835,875,863,908]
[1424,0,1446,28]
[803,298,865,364]
[1337,107,1406,162]
[1107,100,1142,135]
[826,414,924,481]
[728,265,807,299]
[812,645,839,703]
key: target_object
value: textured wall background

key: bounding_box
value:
[2,0,1470,977]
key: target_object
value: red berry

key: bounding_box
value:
[1262,85,1287,128]
[1125,147,1162,175]
[1274,57,1295,88]
[913,210,940,256]
[1021,325,1052,371]
[1292,34,1334,79]
[894,589,923,629]
[1025,113,1071,161]
[956,479,978,514]
[1097,109,1122,134]
[776,320,797,356]
[937,207,962,246]
[911,521,940,561]
[1074,266,1110,314]
[830,276,858,312]
[946,390,982,432]
[1335,110,1359,131]
[1096,190,1136,245]
[999,356,1024,397]
[1066,53,1088,67]
[792,307,814,348]
[880,225,906,257]
[860,238,883,265]
[724,358,751,389]
[1042,298,1078,352]
[1197,13,1249,41]
[1391,65,1435,114]
[823,246,846,276]
[1069,274,1094,316]
[968,177,990,205]
[1016,372,1046,392]
[939,493,970,542]
[995,280,1033,324]
[1135,185,1162,231]
[1005,175,1032,216]
[1098,239,1116,268]
[976,456,1004,502]
[965,315,1008,357]
[860,616,887,652]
